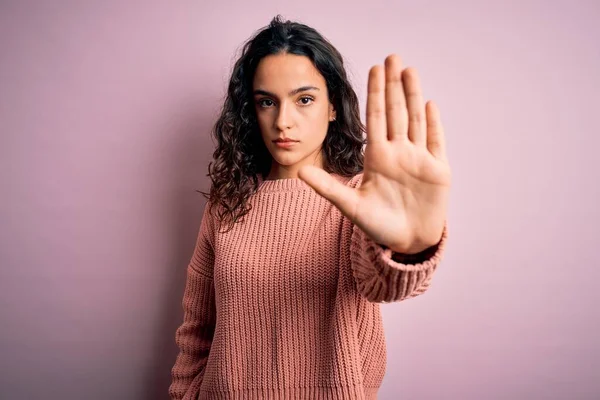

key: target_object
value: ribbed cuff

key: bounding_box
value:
[349,220,449,302]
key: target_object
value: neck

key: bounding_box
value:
[265,168,301,180]
[265,151,325,181]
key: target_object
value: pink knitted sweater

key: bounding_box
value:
[169,172,449,400]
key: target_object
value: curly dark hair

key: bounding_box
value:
[200,14,366,233]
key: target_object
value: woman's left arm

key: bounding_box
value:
[349,218,448,303]
[299,54,452,303]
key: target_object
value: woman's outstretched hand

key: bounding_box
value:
[299,54,451,254]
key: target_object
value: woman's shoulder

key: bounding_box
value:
[335,171,364,188]
[200,199,222,235]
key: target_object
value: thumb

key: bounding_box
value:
[298,166,360,220]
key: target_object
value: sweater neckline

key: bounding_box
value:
[256,173,311,193]
[256,172,344,193]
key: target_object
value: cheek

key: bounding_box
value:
[255,112,271,137]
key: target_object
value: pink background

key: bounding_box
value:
[1,1,598,399]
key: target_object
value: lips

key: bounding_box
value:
[273,138,298,149]
[273,138,299,143]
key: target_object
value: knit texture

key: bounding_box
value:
[169,172,449,400]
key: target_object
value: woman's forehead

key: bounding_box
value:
[253,53,325,90]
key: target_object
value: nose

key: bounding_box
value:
[274,101,293,131]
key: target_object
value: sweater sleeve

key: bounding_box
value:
[346,173,449,303]
[169,203,217,400]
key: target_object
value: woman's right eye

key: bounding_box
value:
[258,99,274,108]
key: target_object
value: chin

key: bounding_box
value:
[266,145,299,161]
[270,153,303,167]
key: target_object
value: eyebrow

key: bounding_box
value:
[253,86,320,97]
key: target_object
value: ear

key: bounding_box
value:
[329,103,336,121]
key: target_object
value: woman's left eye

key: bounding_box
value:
[299,96,314,105]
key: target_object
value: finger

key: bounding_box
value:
[366,65,388,145]
[384,54,408,142]
[298,166,360,220]
[426,100,447,161]
[402,68,427,147]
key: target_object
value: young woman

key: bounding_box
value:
[169,15,450,400]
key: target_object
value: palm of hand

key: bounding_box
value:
[300,54,451,253]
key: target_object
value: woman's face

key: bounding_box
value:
[252,52,336,179]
